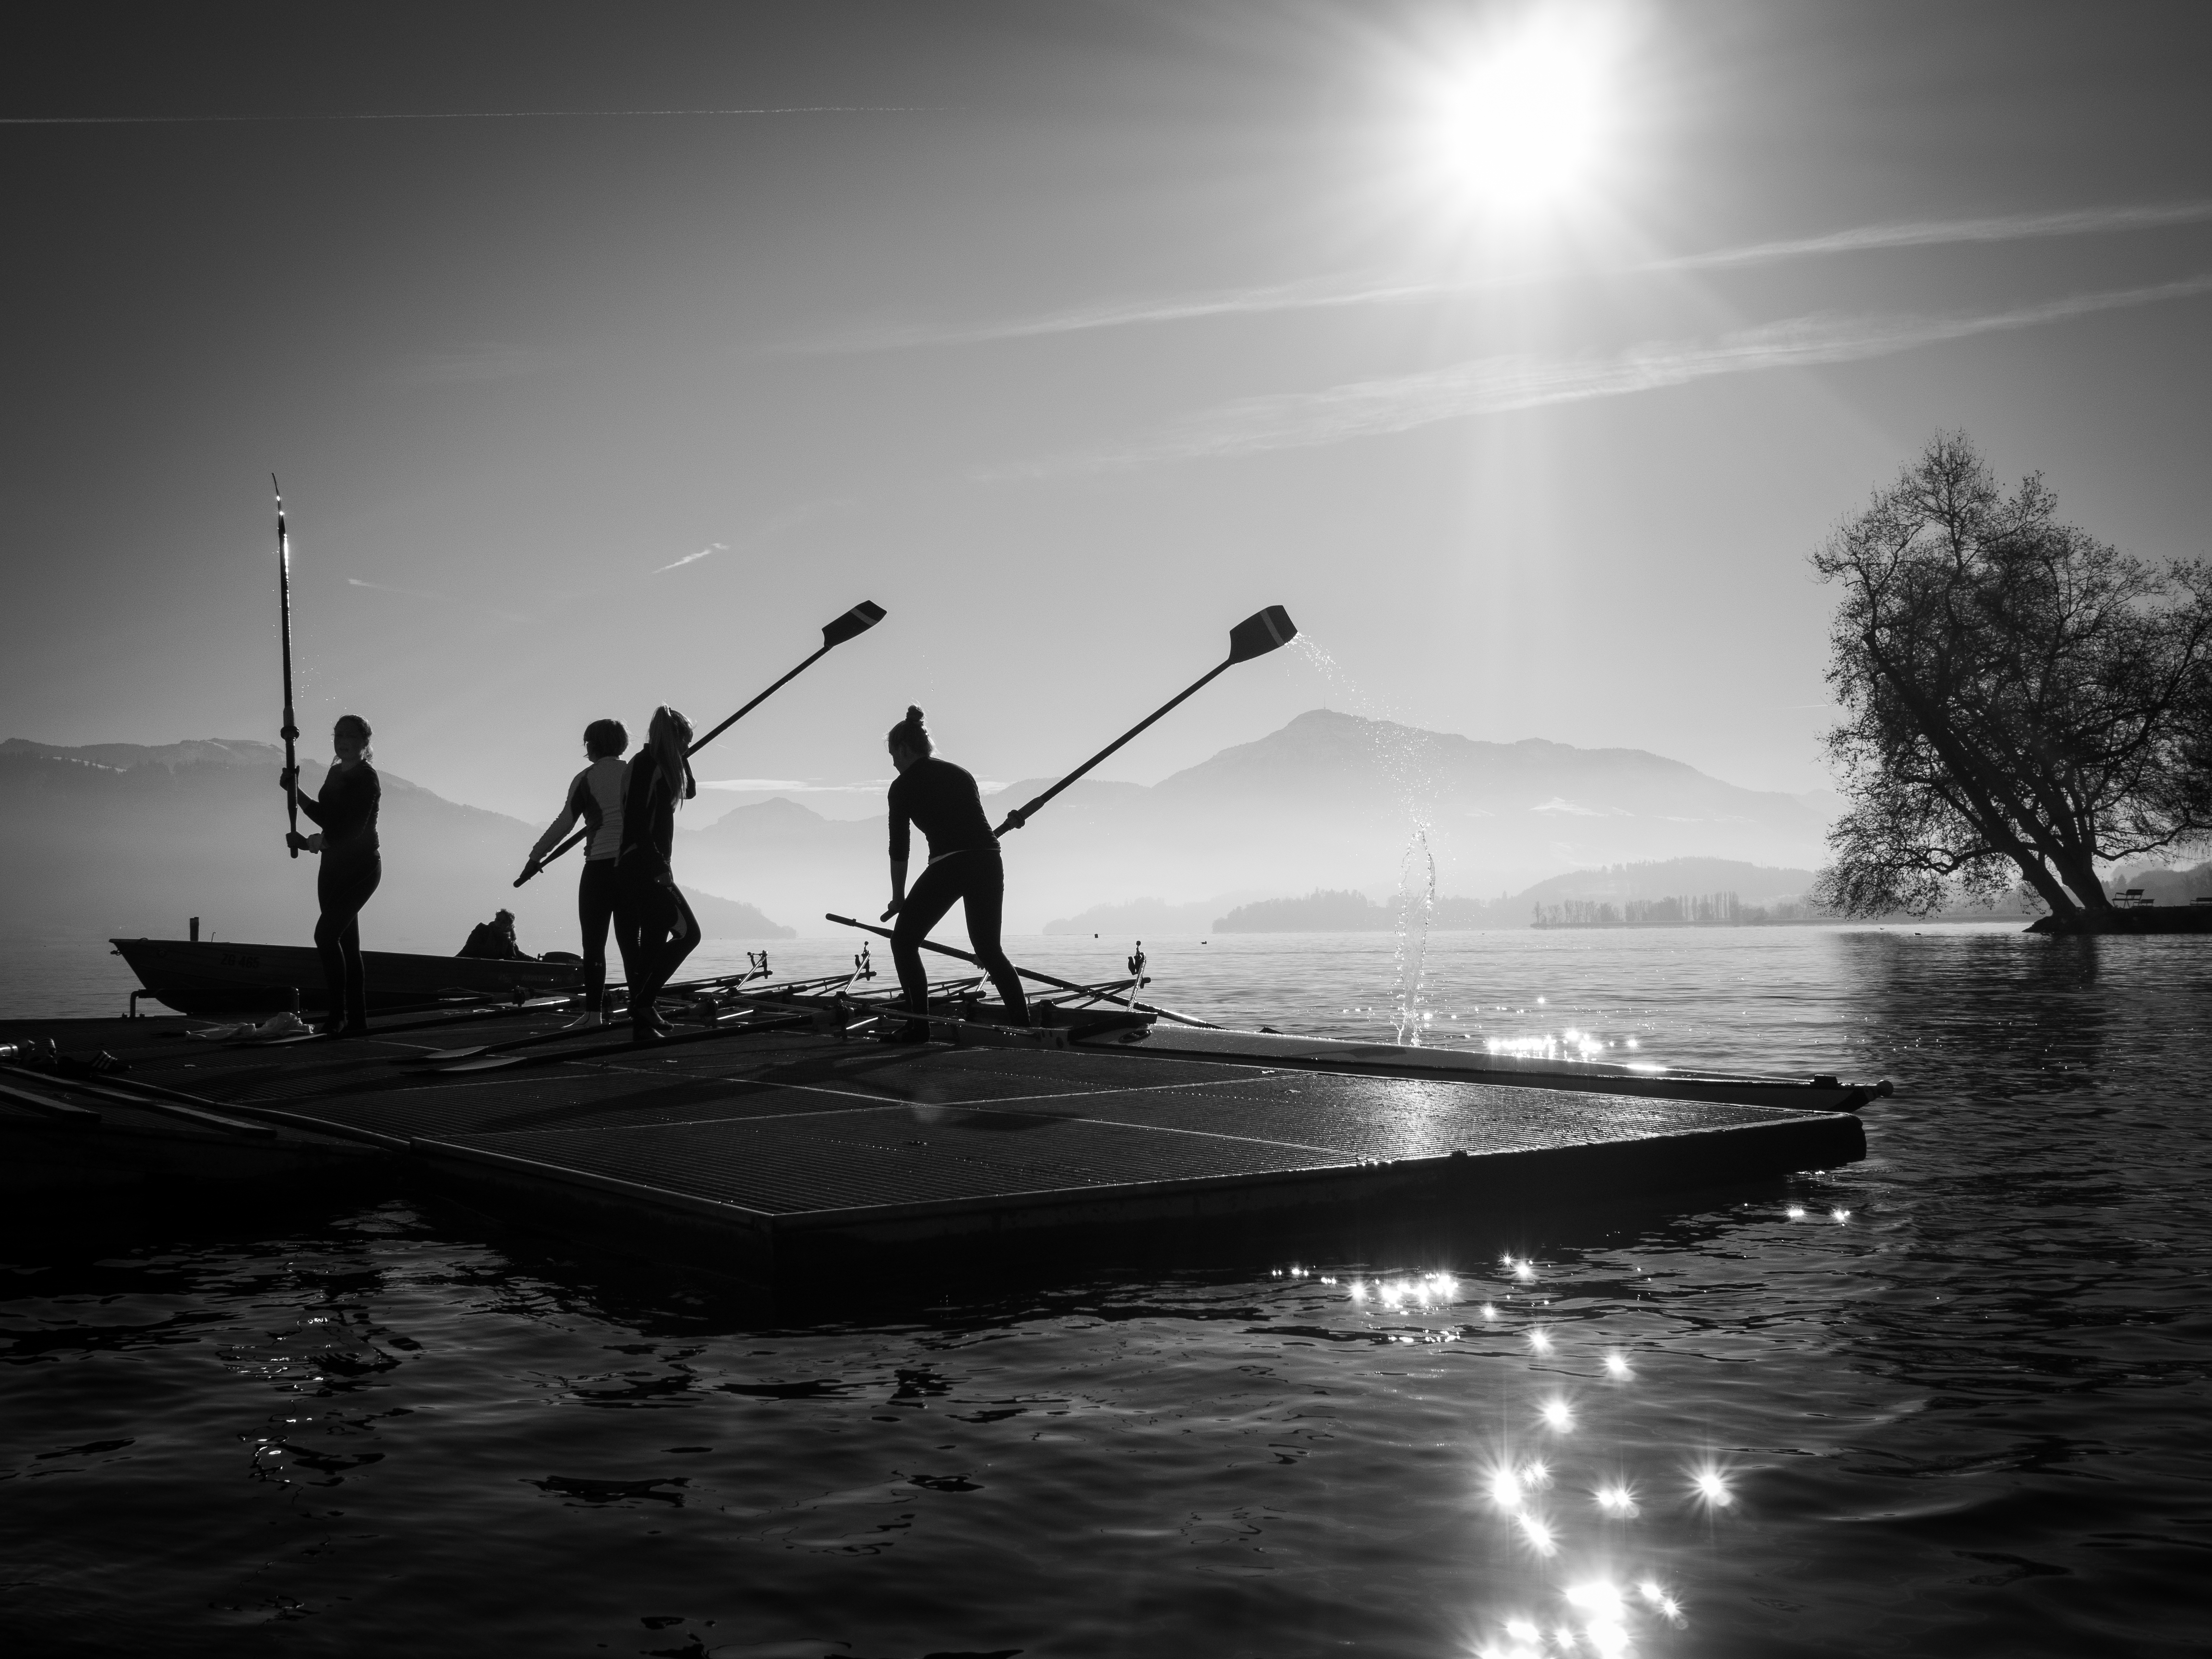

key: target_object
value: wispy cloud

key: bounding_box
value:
[697,778,891,793]
[346,577,527,625]
[1671,202,2212,271]
[800,201,2212,355]
[1008,274,2212,472]
[655,541,729,574]
[385,341,548,387]
[1,106,932,126]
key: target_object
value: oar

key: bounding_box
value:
[992,605,1297,836]
[274,475,301,858]
[517,599,887,885]
[825,914,1222,1029]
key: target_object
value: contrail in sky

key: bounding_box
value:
[808,202,2212,354]
[1007,273,2212,472]
[0,106,932,125]
[654,541,728,574]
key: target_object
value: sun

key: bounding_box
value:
[1416,12,1614,210]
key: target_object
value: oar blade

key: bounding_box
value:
[1227,604,1298,663]
[821,600,887,648]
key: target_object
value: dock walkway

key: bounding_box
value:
[2,1008,1867,1278]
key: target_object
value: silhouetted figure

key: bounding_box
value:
[613,705,699,1043]
[880,706,1029,1042]
[281,713,380,1036]
[458,908,524,961]
[521,718,629,1028]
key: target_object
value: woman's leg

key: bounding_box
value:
[623,876,675,1037]
[959,854,1029,1024]
[316,858,379,1033]
[890,857,967,1018]
[652,884,700,995]
[579,860,617,1014]
[312,908,348,1030]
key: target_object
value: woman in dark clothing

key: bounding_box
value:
[522,718,629,1030]
[281,713,381,1036]
[881,706,1029,1042]
[613,705,699,1043]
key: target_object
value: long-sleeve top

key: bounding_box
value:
[615,755,690,883]
[887,756,996,865]
[530,757,626,864]
[296,761,381,869]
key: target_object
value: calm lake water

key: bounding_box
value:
[4,925,2209,1656]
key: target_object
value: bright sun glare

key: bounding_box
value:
[1421,12,1611,207]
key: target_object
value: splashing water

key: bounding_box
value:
[1392,822,1436,1045]
[1294,634,1449,1046]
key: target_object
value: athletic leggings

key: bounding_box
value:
[315,855,381,1029]
[892,848,1028,1024]
[614,869,699,1034]
[577,859,618,1012]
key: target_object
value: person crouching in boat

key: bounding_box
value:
[280,713,380,1037]
[613,705,699,1043]
[881,705,1030,1042]
[519,718,628,1030]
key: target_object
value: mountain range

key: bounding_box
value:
[3,711,1835,947]
[677,709,1834,933]
[0,739,788,954]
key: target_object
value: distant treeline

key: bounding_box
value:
[1213,889,1518,932]
[1531,891,1821,927]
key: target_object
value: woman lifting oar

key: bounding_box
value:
[280,714,381,1037]
[520,718,629,1031]
[881,706,1029,1043]
[613,706,700,1043]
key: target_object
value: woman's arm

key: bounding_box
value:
[526,773,586,867]
[285,767,329,828]
[882,787,911,919]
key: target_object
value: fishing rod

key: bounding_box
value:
[274,475,300,858]
[825,914,1222,1029]
[517,599,888,886]
[992,604,1297,837]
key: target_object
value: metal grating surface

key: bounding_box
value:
[447,1107,1348,1217]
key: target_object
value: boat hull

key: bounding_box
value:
[110,938,582,1016]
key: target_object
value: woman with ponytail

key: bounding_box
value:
[881,706,1030,1041]
[280,712,380,1036]
[612,705,699,1042]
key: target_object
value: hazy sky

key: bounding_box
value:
[7,1,2211,821]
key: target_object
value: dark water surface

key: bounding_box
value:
[4,926,2209,1656]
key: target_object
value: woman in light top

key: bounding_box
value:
[522,717,628,1030]
[881,706,1029,1042]
[280,712,380,1037]
[613,705,699,1043]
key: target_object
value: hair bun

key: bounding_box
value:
[905,705,925,724]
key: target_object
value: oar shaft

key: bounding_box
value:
[687,642,832,757]
[824,914,1221,1028]
[995,659,1229,836]
[274,475,300,859]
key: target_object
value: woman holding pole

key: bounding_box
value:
[881,706,1029,1042]
[613,706,700,1043]
[280,713,381,1036]
[522,718,629,1030]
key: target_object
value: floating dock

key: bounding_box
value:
[2,1006,1870,1281]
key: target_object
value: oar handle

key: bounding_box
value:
[515,827,588,887]
[993,658,1229,837]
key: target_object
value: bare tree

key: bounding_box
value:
[1812,433,2212,928]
